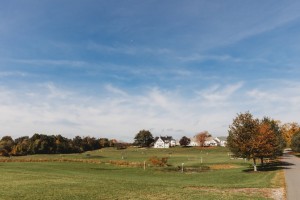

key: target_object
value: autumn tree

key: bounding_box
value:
[291,131,300,152]
[255,119,283,165]
[179,136,191,147]
[227,112,260,171]
[134,130,154,147]
[281,122,300,147]
[228,112,285,171]
[195,131,211,147]
[0,136,15,156]
[11,136,30,156]
[261,118,285,158]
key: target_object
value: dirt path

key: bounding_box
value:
[282,149,300,200]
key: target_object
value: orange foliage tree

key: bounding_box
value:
[227,112,285,171]
[254,120,280,165]
[195,131,211,147]
[281,122,300,147]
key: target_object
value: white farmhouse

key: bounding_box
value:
[215,137,227,147]
[189,137,200,146]
[204,137,218,146]
[153,136,176,148]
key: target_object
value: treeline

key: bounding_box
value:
[0,134,120,156]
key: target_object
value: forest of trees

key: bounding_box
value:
[0,134,118,157]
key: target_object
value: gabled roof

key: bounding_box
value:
[154,136,174,143]
[216,136,227,141]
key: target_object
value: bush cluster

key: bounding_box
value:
[148,156,168,167]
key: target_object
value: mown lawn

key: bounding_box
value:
[0,147,284,200]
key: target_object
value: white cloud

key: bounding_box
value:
[245,81,300,121]
[0,71,28,77]
[44,82,73,99]
[87,42,171,56]
[12,59,88,67]
[104,84,128,96]
[178,54,241,63]
[178,53,271,64]
[0,80,300,141]
[197,82,243,103]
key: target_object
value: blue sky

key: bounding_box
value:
[1,0,300,141]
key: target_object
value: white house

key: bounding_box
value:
[153,136,176,148]
[204,137,218,146]
[215,137,227,147]
[189,137,200,146]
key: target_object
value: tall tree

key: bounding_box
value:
[227,112,260,171]
[261,118,285,158]
[254,121,278,165]
[134,130,154,147]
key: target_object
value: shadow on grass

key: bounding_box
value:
[243,161,294,172]
[90,167,122,171]
[84,155,105,159]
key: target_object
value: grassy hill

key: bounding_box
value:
[0,147,284,199]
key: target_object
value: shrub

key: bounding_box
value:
[148,156,168,167]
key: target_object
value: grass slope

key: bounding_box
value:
[0,147,283,200]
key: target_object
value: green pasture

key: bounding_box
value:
[0,147,284,200]
[4,146,241,166]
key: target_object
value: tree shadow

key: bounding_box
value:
[243,160,294,172]
[90,167,122,171]
[84,155,105,159]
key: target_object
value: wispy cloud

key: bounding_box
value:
[104,84,128,96]
[0,71,28,77]
[87,42,171,56]
[178,54,269,64]
[197,82,243,103]
[43,82,73,99]
[12,59,88,67]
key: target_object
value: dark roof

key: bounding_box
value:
[154,136,174,143]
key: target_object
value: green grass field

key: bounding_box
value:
[0,147,284,200]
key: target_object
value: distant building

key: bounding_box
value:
[203,137,218,146]
[188,136,227,147]
[215,136,227,147]
[189,137,200,146]
[153,136,176,148]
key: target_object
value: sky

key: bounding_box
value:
[1,0,300,141]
